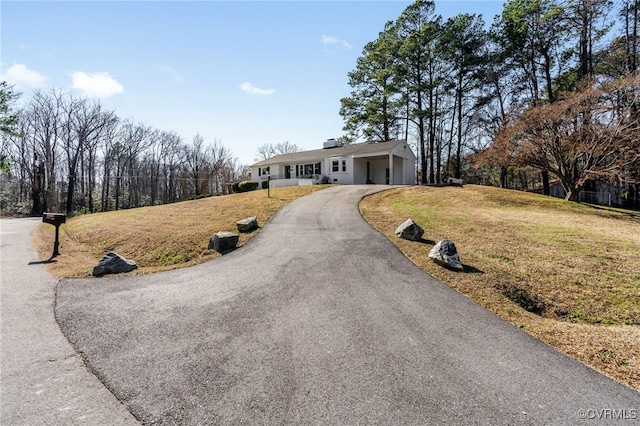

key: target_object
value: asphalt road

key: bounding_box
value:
[9,185,640,424]
[0,217,138,425]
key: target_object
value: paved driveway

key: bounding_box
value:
[49,186,640,423]
[0,218,138,425]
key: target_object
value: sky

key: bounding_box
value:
[1,1,505,166]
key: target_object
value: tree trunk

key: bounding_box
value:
[543,50,555,102]
[455,75,463,179]
[500,166,508,189]
[382,94,390,141]
[562,179,582,202]
[65,152,81,216]
[418,89,427,185]
[87,150,95,213]
[31,156,45,215]
[579,17,589,79]
[435,117,442,185]
[102,169,109,211]
[446,94,457,179]
[65,173,75,215]
[115,159,121,211]
[565,188,579,202]
[541,170,550,195]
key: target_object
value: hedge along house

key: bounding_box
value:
[250,139,416,188]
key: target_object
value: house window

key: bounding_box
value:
[304,164,314,175]
[297,162,321,177]
[259,166,270,176]
[332,159,346,173]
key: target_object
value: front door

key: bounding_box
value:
[285,165,291,179]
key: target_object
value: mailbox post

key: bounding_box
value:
[42,213,66,259]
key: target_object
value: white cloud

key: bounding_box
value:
[160,65,184,83]
[240,81,275,95]
[0,63,47,87]
[70,71,124,98]
[321,34,352,49]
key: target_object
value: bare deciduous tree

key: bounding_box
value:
[491,75,640,201]
[254,141,300,162]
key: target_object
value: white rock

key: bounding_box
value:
[428,239,464,271]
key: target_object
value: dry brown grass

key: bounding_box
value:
[360,185,640,391]
[33,186,328,277]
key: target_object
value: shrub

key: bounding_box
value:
[237,181,259,193]
[261,179,269,189]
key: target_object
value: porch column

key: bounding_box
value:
[403,158,407,184]
[388,153,394,185]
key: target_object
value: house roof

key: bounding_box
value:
[251,140,412,167]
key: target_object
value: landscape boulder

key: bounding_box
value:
[395,218,424,241]
[446,177,463,186]
[208,231,239,253]
[428,239,464,271]
[236,216,258,233]
[92,251,138,277]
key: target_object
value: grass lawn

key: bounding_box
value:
[34,183,640,391]
[360,184,640,392]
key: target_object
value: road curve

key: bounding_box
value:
[56,185,639,425]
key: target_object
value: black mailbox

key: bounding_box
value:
[42,213,66,259]
[43,213,66,226]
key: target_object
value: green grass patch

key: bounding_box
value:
[158,251,193,265]
[488,253,514,262]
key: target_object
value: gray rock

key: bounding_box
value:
[208,231,239,253]
[446,177,463,186]
[395,218,424,241]
[236,216,258,233]
[428,239,464,271]
[92,251,138,277]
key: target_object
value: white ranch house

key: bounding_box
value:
[250,139,416,188]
